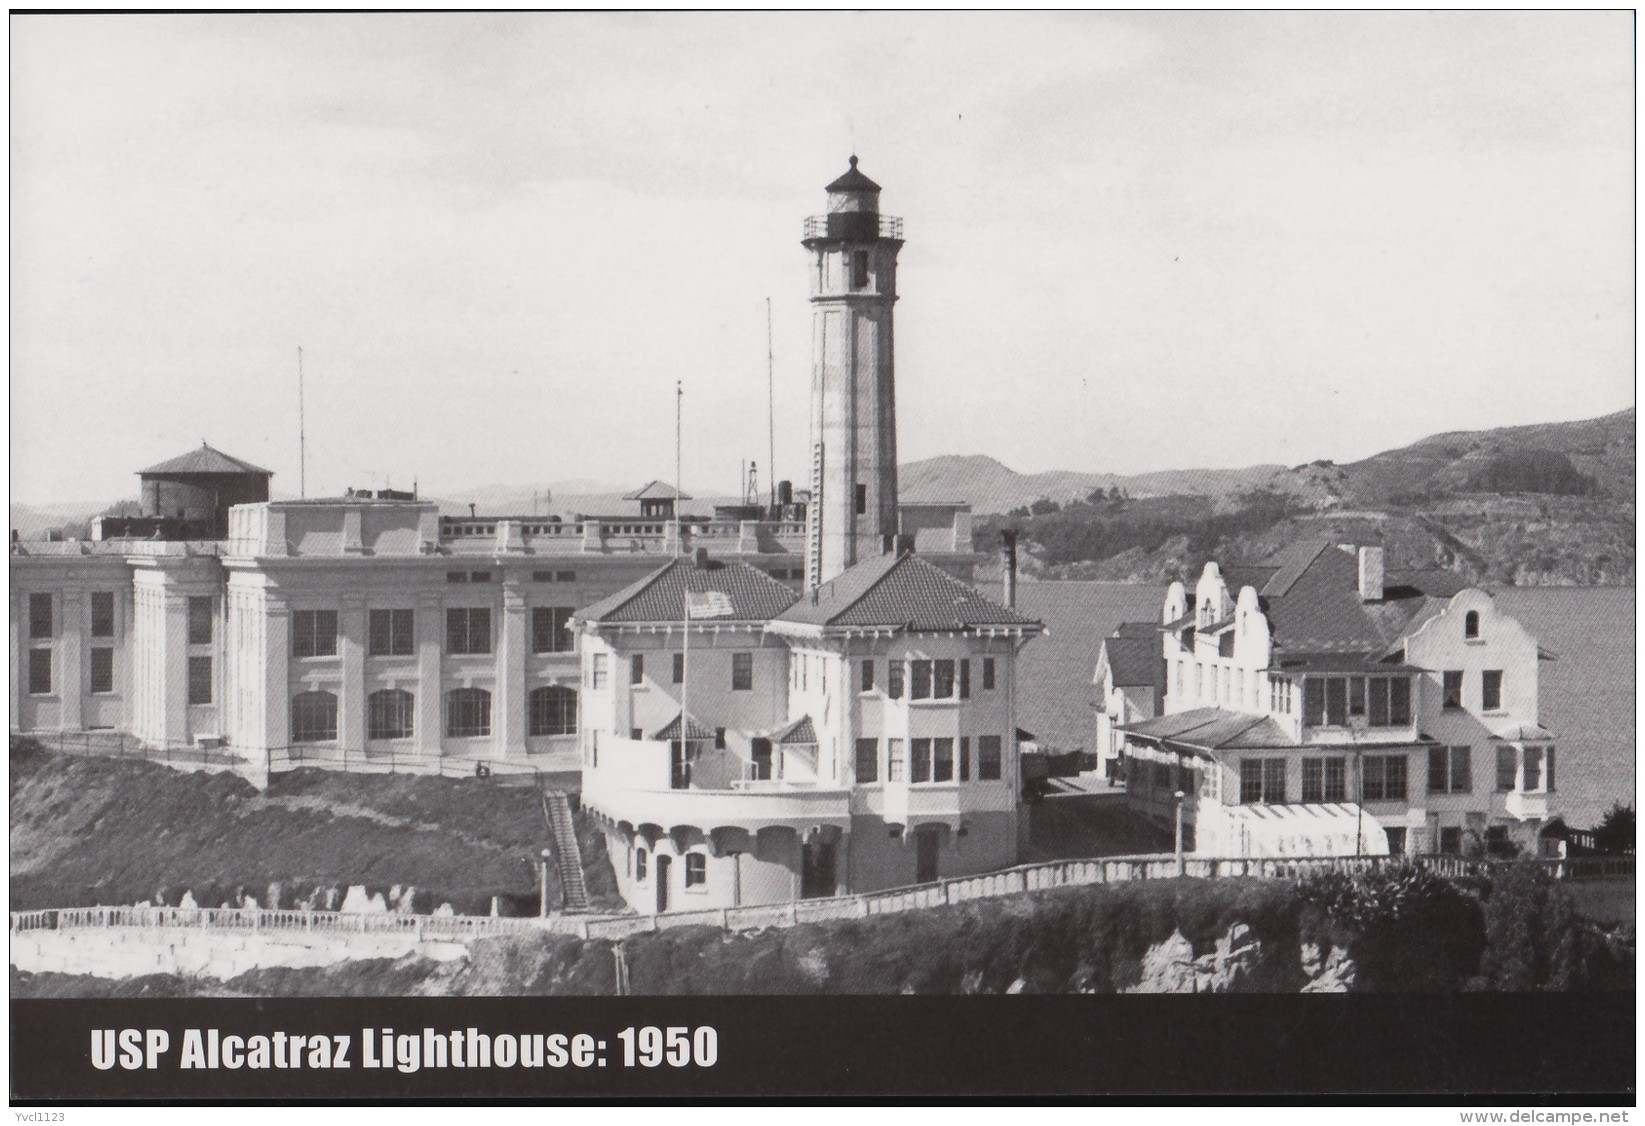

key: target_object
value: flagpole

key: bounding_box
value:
[677,381,688,779]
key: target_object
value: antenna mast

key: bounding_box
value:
[298,346,307,498]
[766,297,776,512]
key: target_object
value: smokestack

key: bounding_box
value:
[1358,545,1384,602]
[1002,530,1019,609]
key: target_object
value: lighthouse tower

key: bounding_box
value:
[801,156,906,589]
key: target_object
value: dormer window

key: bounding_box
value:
[1464,610,1480,640]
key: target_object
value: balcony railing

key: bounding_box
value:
[802,213,904,242]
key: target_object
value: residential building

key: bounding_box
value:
[1092,622,1165,781]
[1116,539,1557,858]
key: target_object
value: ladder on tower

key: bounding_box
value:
[540,788,590,914]
[805,441,824,587]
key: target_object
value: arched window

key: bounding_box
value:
[368,689,415,740]
[1464,610,1480,640]
[447,688,492,738]
[529,685,578,737]
[291,691,338,743]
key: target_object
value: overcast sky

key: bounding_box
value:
[10,11,1634,505]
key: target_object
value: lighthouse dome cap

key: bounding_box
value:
[826,155,882,193]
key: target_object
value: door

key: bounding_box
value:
[654,854,671,913]
[915,831,940,884]
[801,841,836,898]
[751,739,773,781]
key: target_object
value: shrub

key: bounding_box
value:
[1593,804,1635,854]
[1472,861,1616,991]
[1297,862,1484,990]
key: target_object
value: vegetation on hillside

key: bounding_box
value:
[9,741,622,915]
[13,865,1632,997]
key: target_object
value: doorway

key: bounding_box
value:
[801,840,836,898]
[654,854,671,913]
[751,738,773,781]
[915,830,940,884]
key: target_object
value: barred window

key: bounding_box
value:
[187,656,212,705]
[532,606,574,654]
[368,689,415,740]
[28,593,52,640]
[446,607,492,655]
[529,685,577,737]
[187,597,214,645]
[292,610,338,658]
[447,688,492,738]
[90,592,115,638]
[89,647,114,694]
[291,691,338,743]
[369,609,415,657]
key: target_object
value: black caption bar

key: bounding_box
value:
[10,995,1636,1102]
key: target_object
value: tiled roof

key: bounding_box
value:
[825,155,881,193]
[1259,538,1337,599]
[575,557,797,624]
[651,713,716,741]
[1100,628,1163,689]
[775,553,1039,632]
[623,480,691,501]
[140,443,272,477]
[770,715,817,745]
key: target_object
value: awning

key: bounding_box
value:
[767,715,817,745]
[1224,803,1388,858]
[650,712,715,741]
[1490,723,1555,743]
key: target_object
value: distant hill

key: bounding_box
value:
[967,408,1636,588]
[898,454,1282,514]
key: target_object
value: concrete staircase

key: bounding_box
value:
[541,789,590,914]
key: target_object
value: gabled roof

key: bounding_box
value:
[575,557,797,625]
[1099,626,1163,689]
[769,715,817,745]
[140,442,272,477]
[1258,538,1337,599]
[825,155,881,193]
[651,713,716,742]
[775,553,1039,632]
[623,480,691,501]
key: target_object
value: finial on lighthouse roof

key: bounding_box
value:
[826,154,881,193]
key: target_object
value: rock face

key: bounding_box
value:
[1125,925,1270,993]
[1300,942,1357,993]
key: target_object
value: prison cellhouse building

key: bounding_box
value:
[1107,539,1559,858]
[9,159,1044,912]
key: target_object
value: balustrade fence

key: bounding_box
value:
[15,851,1630,947]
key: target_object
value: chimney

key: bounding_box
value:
[694,546,711,569]
[1001,530,1019,609]
[1358,545,1384,602]
[881,533,915,557]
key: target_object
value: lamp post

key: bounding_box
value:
[539,848,552,918]
[1174,790,1187,876]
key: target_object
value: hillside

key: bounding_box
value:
[898,454,1282,513]
[968,408,1634,586]
[13,865,1632,997]
[9,743,622,915]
